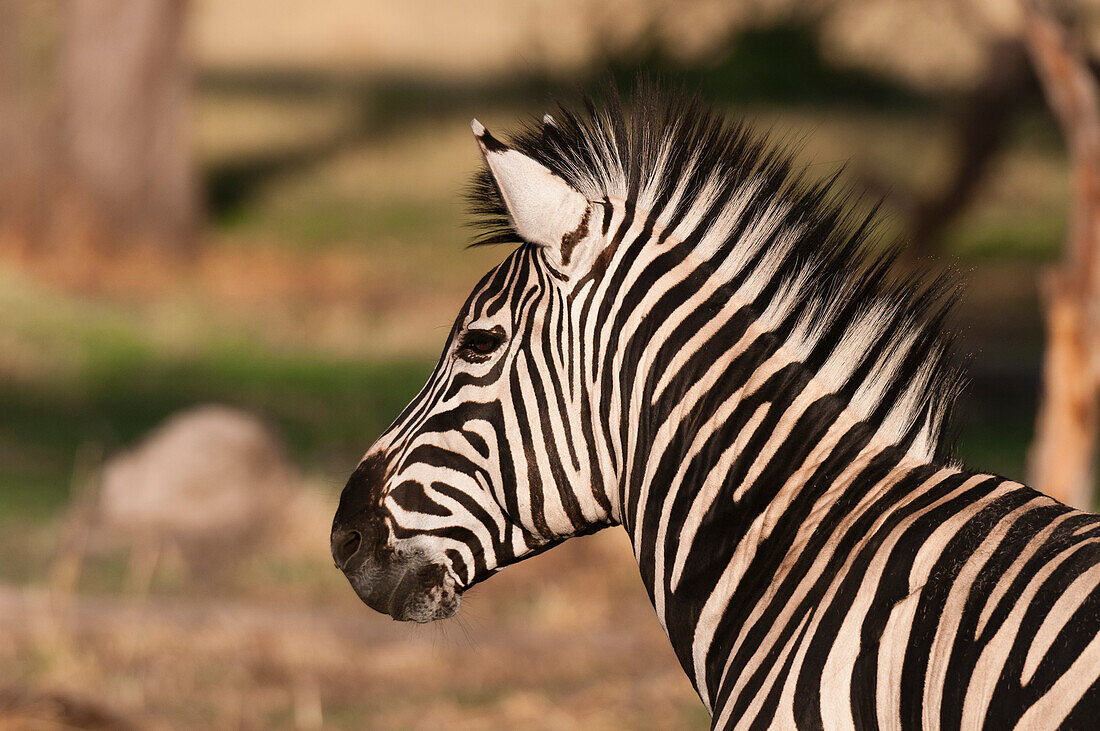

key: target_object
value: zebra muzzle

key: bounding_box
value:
[332,527,459,623]
[332,454,460,622]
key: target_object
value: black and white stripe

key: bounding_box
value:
[332,85,1100,727]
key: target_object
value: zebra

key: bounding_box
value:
[330,85,1100,728]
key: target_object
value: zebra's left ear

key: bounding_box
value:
[472,119,590,253]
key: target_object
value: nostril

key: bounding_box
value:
[333,530,362,569]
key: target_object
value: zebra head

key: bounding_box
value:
[331,119,612,622]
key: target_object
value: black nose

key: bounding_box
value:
[332,528,363,570]
[332,454,388,572]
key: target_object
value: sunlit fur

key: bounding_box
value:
[340,85,1100,727]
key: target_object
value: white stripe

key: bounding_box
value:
[960,538,1100,728]
[922,495,1041,729]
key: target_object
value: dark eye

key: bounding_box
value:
[457,326,505,362]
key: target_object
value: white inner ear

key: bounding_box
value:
[472,120,589,251]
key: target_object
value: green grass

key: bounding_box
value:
[948,219,1063,261]
[217,196,458,249]
[954,412,1034,485]
[0,344,433,520]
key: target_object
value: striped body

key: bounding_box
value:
[332,88,1100,727]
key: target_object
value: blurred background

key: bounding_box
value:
[2,0,1100,727]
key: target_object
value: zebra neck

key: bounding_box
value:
[577,193,958,707]
[607,298,949,708]
[630,423,949,709]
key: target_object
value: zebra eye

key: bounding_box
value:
[457,327,505,362]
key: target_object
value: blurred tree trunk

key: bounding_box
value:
[857,39,1032,261]
[61,0,199,253]
[0,1,61,253]
[1023,5,1100,510]
[906,39,1032,259]
[0,0,199,256]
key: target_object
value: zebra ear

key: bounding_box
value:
[472,119,589,251]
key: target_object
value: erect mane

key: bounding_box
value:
[467,83,966,462]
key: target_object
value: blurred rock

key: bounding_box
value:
[0,686,139,730]
[96,404,298,557]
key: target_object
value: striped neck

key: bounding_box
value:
[579,195,955,710]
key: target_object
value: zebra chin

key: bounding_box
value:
[341,552,460,623]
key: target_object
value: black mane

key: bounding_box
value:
[466,82,966,461]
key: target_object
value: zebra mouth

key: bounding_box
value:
[346,557,460,623]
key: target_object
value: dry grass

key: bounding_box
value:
[0,525,704,729]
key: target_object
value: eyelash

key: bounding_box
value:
[457,327,505,362]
